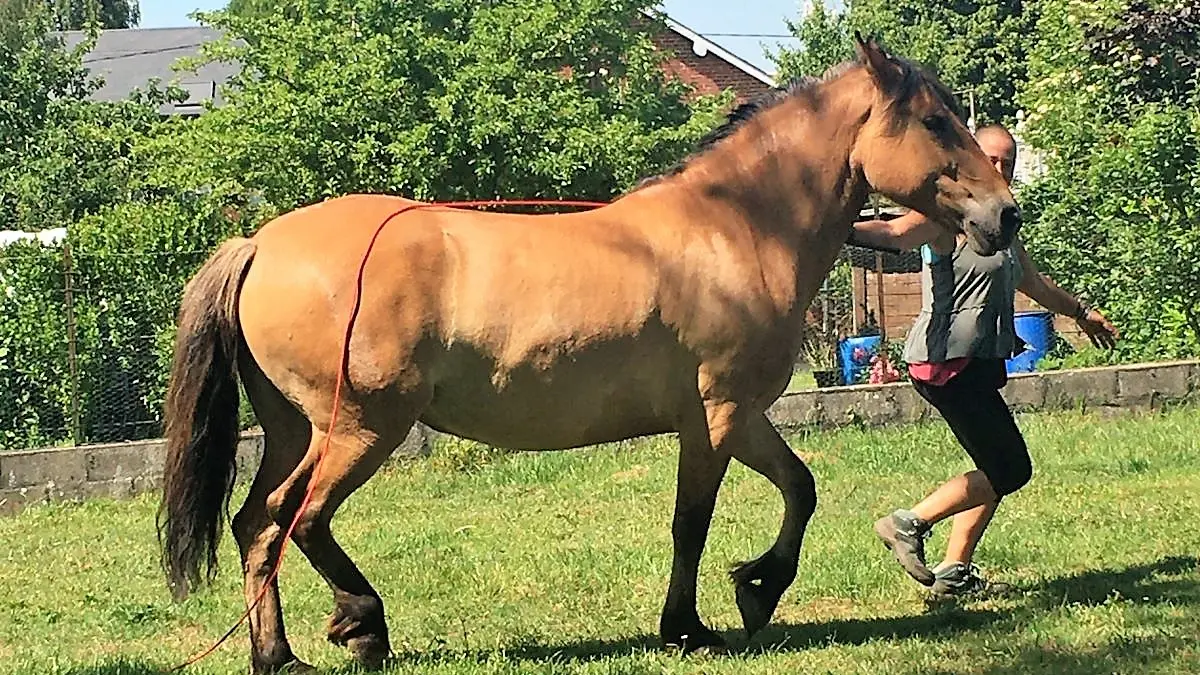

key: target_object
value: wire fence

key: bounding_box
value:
[1,198,1138,452]
[1,235,872,452]
[0,240,215,452]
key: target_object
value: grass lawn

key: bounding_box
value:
[2,407,1199,674]
[787,367,818,392]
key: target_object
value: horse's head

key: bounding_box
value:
[848,34,1019,255]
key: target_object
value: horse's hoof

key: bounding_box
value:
[734,579,782,639]
[730,554,790,638]
[662,626,727,655]
[347,634,391,671]
[254,658,317,675]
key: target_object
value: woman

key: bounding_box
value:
[849,124,1119,598]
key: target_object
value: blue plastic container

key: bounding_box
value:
[1006,311,1056,374]
[839,335,882,385]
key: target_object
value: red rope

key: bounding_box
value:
[172,199,607,671]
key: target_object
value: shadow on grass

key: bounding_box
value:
[749,554,1200,654]
[41,556,1198,675]
[912,632,1188,675]
[1029,554,1199,609]
[350,554,1200,672]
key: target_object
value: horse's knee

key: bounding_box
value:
[264,478,308,530]
[289,505,330,546]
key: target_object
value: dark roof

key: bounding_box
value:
[56,27,239,115]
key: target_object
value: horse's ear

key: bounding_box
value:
[854,32,902,93]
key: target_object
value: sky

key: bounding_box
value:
[137,0,814,75]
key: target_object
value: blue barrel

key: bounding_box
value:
[1006,311,1056,374]
[840,335,882,385]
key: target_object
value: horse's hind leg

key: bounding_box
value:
[233,360,315,673]
[727,413,817,639]
[279,398,423,670]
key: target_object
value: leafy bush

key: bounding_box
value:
[0,196,258,450]
[0,240,72,449]
[145,0,729,213]
[773,0,1040,125]
[1017,0,1200,361]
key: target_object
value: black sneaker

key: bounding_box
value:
[929,562,1013,599]
[873,509,935,586]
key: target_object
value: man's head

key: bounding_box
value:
[975,124,1017,185]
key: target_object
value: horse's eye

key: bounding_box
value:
[922,115,950,135]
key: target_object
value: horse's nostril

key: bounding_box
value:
[1001,205,1021,234]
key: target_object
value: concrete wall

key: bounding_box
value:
[2,361,1196,516]
[0,424,431,516]
[768,360,1197,430]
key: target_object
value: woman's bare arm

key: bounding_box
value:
[849,211,956,252]
[1013,236,1119,348]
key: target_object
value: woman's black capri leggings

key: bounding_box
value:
[910,358,1032,497]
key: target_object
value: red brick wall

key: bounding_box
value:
[650,31,773,103]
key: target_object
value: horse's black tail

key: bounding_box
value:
[157,237,257,601]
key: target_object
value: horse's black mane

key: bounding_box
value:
[631,50,964,192]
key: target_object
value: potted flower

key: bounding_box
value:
[801,331,841,388]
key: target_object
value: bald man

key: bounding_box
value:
[849,124,1118,599]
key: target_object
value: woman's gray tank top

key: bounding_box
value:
[903,237,1026,364]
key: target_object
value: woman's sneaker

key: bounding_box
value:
[929,562,1013,599]
[873,509,935,586]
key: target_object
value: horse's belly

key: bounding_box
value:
[419,344,684,450]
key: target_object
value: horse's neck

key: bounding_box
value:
[682,97,870,298]
[713,100,867,243]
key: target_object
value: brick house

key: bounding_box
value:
[644,14,775,103]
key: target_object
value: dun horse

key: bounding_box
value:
[160,36,1019,673]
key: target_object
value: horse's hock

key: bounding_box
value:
[1,361,1196,516]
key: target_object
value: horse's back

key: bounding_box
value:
[236,193,695,445]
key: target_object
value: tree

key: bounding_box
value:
[0,1,169,232]
[0,1,217,449]
[144,0,729,212]
[1083,0,1200,111]
[771,1,851,81]
[225,0,270,17]
[772,0,1040,125]
[47,0,140,29]
[1017,0,1200,361]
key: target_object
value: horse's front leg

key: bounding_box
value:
[659,402,733,654]
[726,413,817,638]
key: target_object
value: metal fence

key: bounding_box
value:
[0,239,213,451]
[0,212,933,452]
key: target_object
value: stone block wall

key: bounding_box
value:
[1,424,430,516]
[1,362,1196,516]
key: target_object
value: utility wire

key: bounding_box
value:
[702,33,800,38]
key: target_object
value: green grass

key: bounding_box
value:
[787,367,818,392]
[2,407,1199,674]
